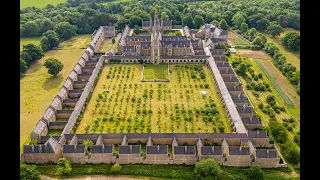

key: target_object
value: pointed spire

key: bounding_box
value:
[96,135,103,145]
[70,135,78,145]
[121,135,128,146]
[172,137,178,147]
[147,136,153,146]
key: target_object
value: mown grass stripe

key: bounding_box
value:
[254,60,293,106]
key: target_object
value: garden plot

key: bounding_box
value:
[76,64,232,134]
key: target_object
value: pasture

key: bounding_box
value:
[76,64,232,134]
[20,0,67,9]
[20,34,91,147]
[143,64,169,81]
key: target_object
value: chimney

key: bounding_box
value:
[157,145,160,153]
[130,145,132,153]
[185,146,187,154]
[212,146,215,154]
[240,146,242,151]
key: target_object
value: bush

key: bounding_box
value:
[194,158,222,179]
[204,84,209,88]
[111,163,121,174]
[286,125,293,131]
[20,163,41,180]
[266,95,276,106]
[56,157,72,176]
[281,141,300,164]
[269,120,288,144]
[246,164,265,180]
[252,91,260,97]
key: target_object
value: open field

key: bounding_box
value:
[37,164,299,180]
[228,56,300,140]
[20,34,91,147]
[76,64,232,134]
[143,64,169,80]
[20,0,67,9]
[99,39,114,52]
[236,49,270,59]
[227,31,250,46]
[255,59,300,106]
[101,0,132,5]
[262,28,300,70]
[20,37,40,52]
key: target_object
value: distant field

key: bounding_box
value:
[20,0,67,9]
[100,0,132,5]
[228,31,250,46]
[143,64,169,80]
[20,34,91,147]
[20,37,40,52]
[263,28,300,70]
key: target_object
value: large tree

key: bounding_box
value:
[246,164,265,180]
[21,44,44,65]
[40,30,60,51]
[44,58,64,76]
[54,22,77,41]
[129,16,142,28]
[182,14,194,29]
[232,12,245,29]
[240,22,248,34]
[194,15,205,29]
[40,18,53,34]
[281,32,300,51]
[267,22,284,37]
[22,21,40,37]
[20,57,28,74]
[20,163,41,180]
[219,19,228,30]
[56,157,72,176]
[194,158,222,179]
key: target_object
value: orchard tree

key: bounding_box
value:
[54,22,77,41]
[56,157,72,176]
[194,15,205,29]
[175,30,182,36]
[194,158,222,179]
[267,22,284,37]
[44,58,64,76]
[219,19,228,30]
[40,30,60,51]
[246,164,265,180]
[20,163,41,180]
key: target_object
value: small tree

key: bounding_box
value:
[219,19,228,30]
[267,22,284,37]
[175,30,182,36]
[240,22,248,34]
[111,163,121,174]
[112,37,115,44]
[20,57,28,74]
[246,164,265,180]
[194,158,222,179]
[56,157,72,176]
[20,163,41,180]
[44,58,64,76]
[131,32,136,36]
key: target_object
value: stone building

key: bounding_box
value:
[196,138,224,164]
[255,149,280,168]
[172,138,196,164]
[222,139,252,167]
[144,137,170,164]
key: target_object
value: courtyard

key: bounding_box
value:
[76,64,232,134]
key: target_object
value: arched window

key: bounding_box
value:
[184,60,186,62]
[196,60,198,62]
[134,60,136,63]
[169,60,171,62]
[187,60,189,62]
[191,60,193,62]
[130,60,132,62]
[200,60,203,62]
[180,60,182,62]
[126,60,128,62]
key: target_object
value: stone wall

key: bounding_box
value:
[116,154,143,164]
[173,154,196,165]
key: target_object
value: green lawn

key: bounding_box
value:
[228,31,251,46]
[36,163,299,179]
[76,64,232,134]
[20,0,67,9]
[20,34,91,147]
[143,64,169,80]
[262,29,300,71]
[20,37,40,52]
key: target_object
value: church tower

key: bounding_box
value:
[151,10,161,64]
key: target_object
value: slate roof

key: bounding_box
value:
[57,110,73,114]
[161,55,209,59]
[220,69,235,74]
[172,25,183,29]
[160,40,191,47]
[237,106,254,113]
[73,81,88,84]
[126,36,151,41]
[174,146,195,154]
[227,86,243,91]
[232,96,248,102]
[91,145,113,153]
[216,62,231,67]
[140,42,151,49]
[214,56,227,61]
[248,131,268,138]
[103,26,115,31]
[63,145,86,153]
[24,137,60,154]
[241,117,261,125]
[33,119,47,135]
[69,89,84,93]
[162,21,172,26]
[48,121,68,127]
[201,146,223,155]
[147,145,168,154]
[223,76,239,82]
[142,21,152,27]
[256,149,278,158]
[123,46,136,52]
[162,36,187,41]
[229,147,250,155]
[63,99,79,103]
[119,145,140,154]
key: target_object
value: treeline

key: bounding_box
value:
[20,0,300,37]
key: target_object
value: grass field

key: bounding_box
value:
[228,31,251,46]
[76,64,232,134]
[100,0,132,5]
[20,34,91,147]
[228,56,300,140]
[143,64,169,80]
[20,37,40,52]
[263,28,300,70]
[20,0,67,9]
[99,39,114,53]
[36,163,299,179]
